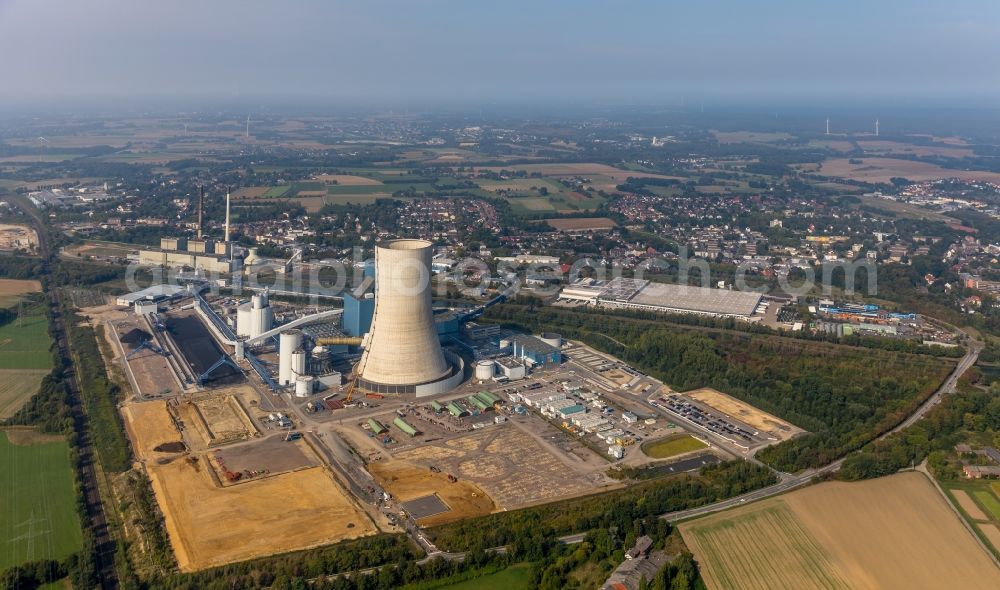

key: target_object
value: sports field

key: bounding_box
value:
[681,472,1000,590]
[0,431,83,571]
[641,434,707,459]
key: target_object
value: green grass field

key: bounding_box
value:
[403,564,532,590]
[263,185,291,197]
[0,313,53,370]
[641,434,707,459]
[0,432,83,571]
[974,490,1000,521]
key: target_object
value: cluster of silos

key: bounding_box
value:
[357,239,455,394]
[236,292,273,339]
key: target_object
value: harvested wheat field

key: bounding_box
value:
[369,460,495,526]
[314,174,382,185]
[147,460,375,571]
[954,489,991,521]
[817,158,1000,184]
[122,401,183,461]
[0,278,41,307]
[681,472,1000,590]
[685,387,803,441]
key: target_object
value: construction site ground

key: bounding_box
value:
[108,315,181,398]
[175,389,260,450]
[210,435,318,481]
[682,387,804,442]
[146,459,375,572]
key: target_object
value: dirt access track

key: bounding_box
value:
[147,460,376,572]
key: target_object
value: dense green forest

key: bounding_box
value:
[63,315,131,472]
[485,304,953,472]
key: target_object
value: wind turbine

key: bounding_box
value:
[875,119,879,137]
[245,114,251,138]
[825,117,830,135]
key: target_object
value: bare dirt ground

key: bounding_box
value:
[0,224,38,251]
[683,471,1000,590]
[178,391,259,448]
[816,158,1000,183]
[390,424,599,510]
[369,460,496,526]
[684,387,803,441]
[147,460,375,572]
[231,187,270,199]
[121,400,183,462]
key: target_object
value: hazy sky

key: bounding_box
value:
[1,0,998,105]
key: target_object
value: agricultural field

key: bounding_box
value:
[811,157,1000,184]
[0,277,42,307]
[712,130,793,144]
[0,306,53,418]
[855,139,975,158]
[641,434,707,459]
[944,479,1000,558]
[0,431,83,572]
[681,472,1000,590]
[0,311,56,370]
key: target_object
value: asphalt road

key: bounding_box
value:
[8,195,120,589]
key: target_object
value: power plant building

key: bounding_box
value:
[236,293,274,339]
[355,240,463,396]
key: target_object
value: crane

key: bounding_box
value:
[284,248,303,273]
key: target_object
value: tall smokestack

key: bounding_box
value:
[197,186,204,239]
[224,190,231,243]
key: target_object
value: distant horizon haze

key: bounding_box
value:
[1,0,998,105]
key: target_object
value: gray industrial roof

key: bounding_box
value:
[623,281,763,317]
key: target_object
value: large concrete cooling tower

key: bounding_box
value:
[357,239,452,393]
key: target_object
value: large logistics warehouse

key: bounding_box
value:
[559,277,764,319]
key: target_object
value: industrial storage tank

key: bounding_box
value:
[295,376,314,397]
[357,239,452,392]
[291,349,307,382]
[540,332,562,348]
[278,330,303,385]
[236,306,251,337]
[475,360,495,381]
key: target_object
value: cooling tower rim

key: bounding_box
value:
[379,238,433,251]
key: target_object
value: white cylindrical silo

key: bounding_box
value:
[295,376,314,397]
[291,349,306,382]
[279,330,302,385]
[475,360,495,380]
[358,239,451,390]
[236,305,251,337]
[540,332,562,348]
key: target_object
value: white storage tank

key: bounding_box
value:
[278,330,303,385]
[291,349,307,381]
[540,332,562,348]
[475,360,495,380]
[236,305,251,337]
[295,376,314,397]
